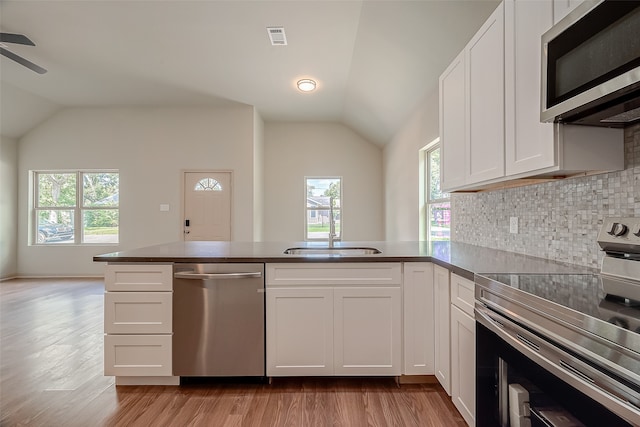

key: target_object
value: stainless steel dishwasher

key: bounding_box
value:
[173,263,265,377]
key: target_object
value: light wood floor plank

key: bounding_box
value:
[1,278,467,427]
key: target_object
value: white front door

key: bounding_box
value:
[183,171,231,241]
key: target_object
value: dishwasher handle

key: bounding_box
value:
[174,271,262,280]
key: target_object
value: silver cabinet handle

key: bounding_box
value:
[174,271,262,280]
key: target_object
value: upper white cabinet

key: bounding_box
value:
[440,51,467,190]
[466,2,505,184]
[504,0,555,176]
[440,3,505,189]
[440,0,623,193]
[553,0,584,24]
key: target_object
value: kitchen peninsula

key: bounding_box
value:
[95,240,594,426]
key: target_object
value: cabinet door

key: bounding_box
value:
[466,2,505,185]
[266,287,334,376]
[403,263,434,375]
[505,0,556,176]
[434,265,451,395]
[334,287,401,376]
[440,50,467,191]
[451,305,476,427]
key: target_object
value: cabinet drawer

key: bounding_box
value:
[105,292,172,334]
[451,273,475,317]
[105,264,173,291]
[104,334,172,376]
[266,263,402,287]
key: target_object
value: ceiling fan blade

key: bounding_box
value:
[0,47,47,74]
[0,32,35,46]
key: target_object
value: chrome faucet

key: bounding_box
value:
[328,196,336,248]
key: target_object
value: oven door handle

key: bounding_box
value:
[475,304,640,424]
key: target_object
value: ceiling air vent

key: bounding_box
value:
[267,27,287,46]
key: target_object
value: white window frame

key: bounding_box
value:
[32,170,119,245]
[421,139,450,242]
[304,177,342,242]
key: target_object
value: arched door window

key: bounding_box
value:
[194,178,222,191]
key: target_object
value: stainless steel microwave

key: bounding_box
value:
[541,0,640,127]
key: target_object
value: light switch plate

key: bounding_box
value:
[160,204,170,212]
[510,217,518,234]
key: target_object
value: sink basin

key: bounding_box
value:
[283,247,381,255]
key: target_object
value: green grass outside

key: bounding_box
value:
[85,227,118,235]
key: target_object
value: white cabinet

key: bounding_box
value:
[104,263,175,382]
[466,1,505,184]
[504,0,555,176]
[553,0,584,24]
[403,263,435,376]
[266,263,402,377]
[440,3,505,189]
[441,0,623,193]
[266,287,334,376]
[440,51,467,190]
[334,287,401,376]
[450,273,476,427]
[433,265,451,395]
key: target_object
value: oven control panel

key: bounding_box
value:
[598,217,640,250]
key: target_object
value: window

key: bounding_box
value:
[34,171,119,245]
[424,143,450,241]
[305,177,341,241]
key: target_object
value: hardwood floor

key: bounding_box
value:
[0,278,466,427]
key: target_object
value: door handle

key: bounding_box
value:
[174,271,262,280]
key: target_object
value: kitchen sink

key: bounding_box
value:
[283,247,381,255]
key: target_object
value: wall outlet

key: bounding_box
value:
[160,204,170,212]
[510,217,519,234]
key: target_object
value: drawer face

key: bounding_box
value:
[104,335,172,376]
[104,292,172,334]
[105,264,172,291]
[266,263,402,287]
[451,273,475,317]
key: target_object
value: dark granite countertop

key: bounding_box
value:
[93,241,593,280]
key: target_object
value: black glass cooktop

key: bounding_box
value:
[479,273,640,334]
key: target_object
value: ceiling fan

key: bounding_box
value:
[0,32,47,74]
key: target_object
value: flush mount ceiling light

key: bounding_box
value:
[297,79,317,92]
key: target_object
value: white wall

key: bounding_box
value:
[383,90,439,241]
[17,106,259,276]
[1,136,18,279]
[264,122,384,242]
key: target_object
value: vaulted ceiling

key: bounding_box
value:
[0,0,499,144]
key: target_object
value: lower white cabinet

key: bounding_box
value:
[266,287,334,376]
[104,263,174,380]
[334,287,401,376]
[403,263,435,375]
[450,273,476,427]
[266,263,402,377]
[434,264,451,394]
[104,334,172,376]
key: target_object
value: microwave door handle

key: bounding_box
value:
[174,272,262,280]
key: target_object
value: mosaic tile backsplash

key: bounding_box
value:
[451,123,640,269]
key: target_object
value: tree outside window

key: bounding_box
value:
[34,171,119,245]
[425,146,450,241]
[305,177,341,241]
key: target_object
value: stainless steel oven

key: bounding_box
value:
[475,218,640,426]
